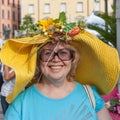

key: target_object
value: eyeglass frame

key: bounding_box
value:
[39,48,75,62]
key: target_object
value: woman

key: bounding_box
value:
[3,40,111,120]
[0,13,119,120]
[0,65,15,114]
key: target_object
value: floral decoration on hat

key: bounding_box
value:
[37,12,86,42]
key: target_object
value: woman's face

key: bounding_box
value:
[39,42,74,83]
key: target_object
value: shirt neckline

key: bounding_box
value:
[33,82,78,102]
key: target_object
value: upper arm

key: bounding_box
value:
[91,87,112,119]
[97,106,112,120]
[5,92,24,120]
[91,87,105,112]
[5,104,21,120]
[4,65,15,80]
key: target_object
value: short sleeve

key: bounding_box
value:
[4,92,24,120]
[5,104,21,120]
[91,86,105,112]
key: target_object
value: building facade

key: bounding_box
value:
[21,0,114,23]
[0,0,21,39]
[0,0,114,39]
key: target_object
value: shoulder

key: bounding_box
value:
[91,86,105,112]
[76,83,105,112]
[5,85,35,119]
[12,85,35,104]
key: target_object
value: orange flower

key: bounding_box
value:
[68,26,80,37]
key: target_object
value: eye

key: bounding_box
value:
[59,49,70,58]
[60,49,70,55]
[44,50,52,56]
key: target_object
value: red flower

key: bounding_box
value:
[68,26,80,37]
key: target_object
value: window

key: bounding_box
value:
[18,0,20,8]
[44,3,50,13]
[60,3,66,12]
[2,24,4,32]
[76,2,83,12]
[8,0,10,5]
[2,10,4,19]
[12,11,16,21]
[94,1,100,11]
[13,24,17,30]
[8,11,10,19]
[13,0,15,6]
[2,0,4,4]
[28,4,35,14]
[13,24,17,36]
[8,24,10,28]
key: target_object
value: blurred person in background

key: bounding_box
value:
[0,65,15,115]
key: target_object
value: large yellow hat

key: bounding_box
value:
[0,12,120,103]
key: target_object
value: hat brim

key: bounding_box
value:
[0,30,119,103]
[72,30,120,94]
[0,35,48,103]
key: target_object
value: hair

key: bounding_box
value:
[31,40,80,83]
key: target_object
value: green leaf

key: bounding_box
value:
[63,23,76,32]
[54,19,60,23]
[59,12,66,23]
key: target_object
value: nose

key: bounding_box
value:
[51,52,61,62]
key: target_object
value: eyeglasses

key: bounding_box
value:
[39,48,74,62]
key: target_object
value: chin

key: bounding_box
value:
[48,75,66,82]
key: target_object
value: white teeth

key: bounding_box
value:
[50,66,62,69]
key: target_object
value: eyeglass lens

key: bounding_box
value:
[39,48,74,62]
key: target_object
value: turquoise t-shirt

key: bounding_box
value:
[5,82,105,120]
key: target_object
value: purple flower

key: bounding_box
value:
[114,106,117,111]
[117,93,120,99]
[117,105,120,114]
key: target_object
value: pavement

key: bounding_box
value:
[0,98,4,120]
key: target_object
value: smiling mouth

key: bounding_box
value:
[49,65,63,69]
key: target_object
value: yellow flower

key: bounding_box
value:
[38,18,53,30]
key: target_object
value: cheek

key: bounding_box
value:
[65,62,72,72]
[40,62,51,76]
[40,62,46,73]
